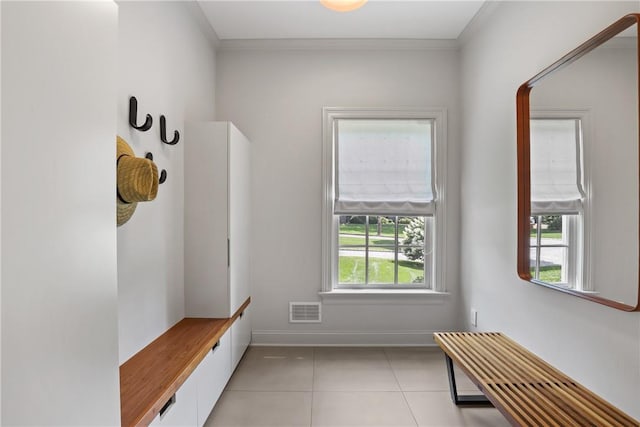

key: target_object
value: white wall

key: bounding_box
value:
[459,1,640,418]
[216,43,461,345]
[1,2,120,424]
[117,1,217,363]
[1,3,4,422]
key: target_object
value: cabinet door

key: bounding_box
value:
[196,331,232,427]
[184,121,231,317]
[228,123,251,315]
[149,371,198,427]
[231,306,251,370]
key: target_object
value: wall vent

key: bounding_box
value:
[289,302,321,323]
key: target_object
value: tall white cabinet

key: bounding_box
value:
[185,121,251,319]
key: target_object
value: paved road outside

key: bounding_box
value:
[340,234,411,261]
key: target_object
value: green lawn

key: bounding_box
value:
[339,256,423,284]
[535,266,561,283]
[530,230,562,239]
[339,223,408,237]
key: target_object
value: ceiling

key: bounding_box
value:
[197,1,486,40]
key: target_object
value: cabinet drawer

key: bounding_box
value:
[196,331,231,427]
[231,306,251,370]
[149,371,197,427]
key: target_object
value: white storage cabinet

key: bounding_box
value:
[148,329,232,427]
[149,370,198,427]
[196,331,232,426]
[231,305,251,370]
[185,121,251,319]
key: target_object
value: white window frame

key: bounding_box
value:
[529,214,582,287]
[530,110,592,292]
[321,107,447,293]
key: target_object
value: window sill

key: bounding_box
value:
[318,289,449,305]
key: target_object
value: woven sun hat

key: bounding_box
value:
[117,136,159,226]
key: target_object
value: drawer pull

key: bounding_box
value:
[159,394,176,418]
[212,340,220,352]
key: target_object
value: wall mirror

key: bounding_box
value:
[517,13,640,311]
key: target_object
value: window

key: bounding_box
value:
[338,215,432,287]
[529,214,579,285]
[529,117,587,289]
[322,108,446,292]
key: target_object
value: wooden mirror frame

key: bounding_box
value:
[516,13,640,311]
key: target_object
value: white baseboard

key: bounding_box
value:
[251,330,440,346]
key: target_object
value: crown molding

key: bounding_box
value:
[457,0,502,47]
[217,38,459,52]
[185,1,220,50]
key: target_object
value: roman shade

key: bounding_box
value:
[530,118,585,214]
[334,119,435,215]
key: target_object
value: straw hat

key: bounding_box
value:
[117,136,158,226]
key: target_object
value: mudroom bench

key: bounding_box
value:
[433,332,638,427]
[120,298,251,427]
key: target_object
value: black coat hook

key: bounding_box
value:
[160,115,180,145]
[129,96,152,131]
[145,152,167,184]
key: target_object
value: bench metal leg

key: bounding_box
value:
[445,354,493,406]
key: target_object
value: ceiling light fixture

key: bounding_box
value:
[320,0,367,12]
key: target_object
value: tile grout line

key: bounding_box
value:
[381,348,403,392]
[383,348,420,427]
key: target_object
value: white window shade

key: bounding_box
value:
[530,119,585,214]
[335,119,435,215]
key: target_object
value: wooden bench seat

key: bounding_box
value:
[433,332,638,427]
[120,298,250,427]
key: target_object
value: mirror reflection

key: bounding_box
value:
[526,22,639,308]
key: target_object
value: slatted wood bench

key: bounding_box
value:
[433,332,639,427]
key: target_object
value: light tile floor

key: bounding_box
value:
[204,346,509,427]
